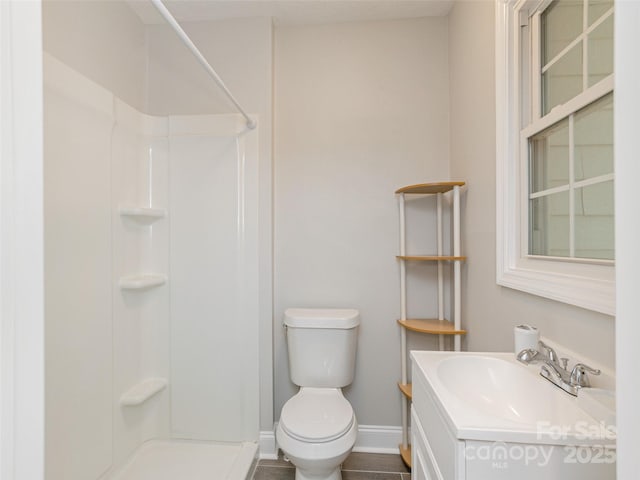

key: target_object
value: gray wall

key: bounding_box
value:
[145,18,272,117]
[42,0,146,111]
[448,1,615,369]
[274,17,451,426]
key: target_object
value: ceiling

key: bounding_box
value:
[127,0,454,26]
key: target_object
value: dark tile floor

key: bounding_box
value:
[252,451,410,480]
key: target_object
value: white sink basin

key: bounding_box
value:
[437,355,575,425]
[412,351,615,445]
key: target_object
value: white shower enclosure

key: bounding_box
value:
[44,51,259,480]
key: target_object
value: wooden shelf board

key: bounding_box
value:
[398,318,467,335]
[398,382,412,400]
[396,181,465,195]
[397,255,466,262]
[399,444,412,468]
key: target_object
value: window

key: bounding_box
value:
[496,0,615,315]
[529,94,614,260]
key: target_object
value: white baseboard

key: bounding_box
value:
[259,429,278,459]
[260,424,405,458]
[352,425,404,454]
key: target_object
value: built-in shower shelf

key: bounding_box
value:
[120,378,168,406]
[119,206,167,221]
[119,274,167,290]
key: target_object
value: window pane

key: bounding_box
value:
[530,191,570,257]
[542,0,584,65]
[530,119,570,192]
[574,181,614,260]
[588,14,614,86]
[574,93,614,181]
[589,0,613,26]
[543,43,583,115]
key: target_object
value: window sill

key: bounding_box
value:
[497,260,615,316]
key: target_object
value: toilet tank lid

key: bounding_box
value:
[284,308,360,329]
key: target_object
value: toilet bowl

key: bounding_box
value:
[276,308,360,480]
[276,388,357,480]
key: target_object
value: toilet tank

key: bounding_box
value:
[284,308,359,388]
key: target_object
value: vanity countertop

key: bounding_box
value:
[411,351,616,446]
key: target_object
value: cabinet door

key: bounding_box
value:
[412,408,444,480]
[413,443,430,480]
[412,373,462,479]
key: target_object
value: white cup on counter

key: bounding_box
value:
[514,324,539,355]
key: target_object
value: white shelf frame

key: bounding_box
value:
[397,184,464,455]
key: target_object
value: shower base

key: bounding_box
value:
[109,440,258,480]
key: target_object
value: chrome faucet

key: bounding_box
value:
[538,340,562,365]
[516,348,539,364]
[569,363,601,388]
[517,340,559,366]
[537,341,600,396]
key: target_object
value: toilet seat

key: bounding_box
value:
[280,388,355,443]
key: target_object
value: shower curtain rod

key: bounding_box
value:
[150,0,257,130]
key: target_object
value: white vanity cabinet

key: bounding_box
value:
[410,371,465,479]
[410,351,616,480]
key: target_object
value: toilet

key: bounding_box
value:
[276,308,360,480]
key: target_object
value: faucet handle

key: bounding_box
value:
[538,341,558,363]
[570,363,601,388]
[517,348,539,364]
[560,357,569,371]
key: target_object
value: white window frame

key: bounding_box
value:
[496,0,615,316]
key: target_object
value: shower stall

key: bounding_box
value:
[41,2,266,479]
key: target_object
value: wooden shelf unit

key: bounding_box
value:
[396,255,467,261]
[395,182,465,195]
[397,382,412,400]
[399,444,412,468]
[398,318,467,335]
[396,181,467,468]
